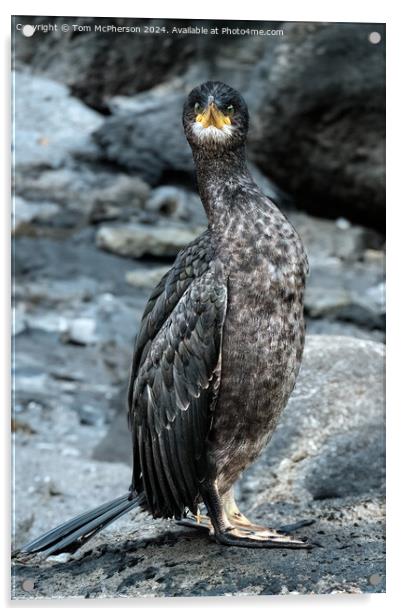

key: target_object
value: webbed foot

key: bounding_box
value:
[214,525,312,549]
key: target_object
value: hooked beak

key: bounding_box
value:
[196,101,232,129]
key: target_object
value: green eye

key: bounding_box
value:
[194,102,202,114]
[226,105,234,115]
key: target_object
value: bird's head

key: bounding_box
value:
[183,81,249,153]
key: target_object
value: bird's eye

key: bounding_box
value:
[194,102,202,114]
[226,105,235,116]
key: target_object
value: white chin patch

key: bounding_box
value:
[192,122,234,143]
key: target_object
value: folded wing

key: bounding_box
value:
[129,265,227,519]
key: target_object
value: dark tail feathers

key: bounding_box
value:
[15,492,145,558]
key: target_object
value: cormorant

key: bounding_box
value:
[17,81,310,556]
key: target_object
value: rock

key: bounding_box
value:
[284,212,385,334]
[13,72,103,172]
[146,186,206,226]
[13,367,49,394]
[126,266,170,289]
[96,222,204,258]
[306,318,384,344]
[93,90,193,185]
[64,318,98,346]
[23,311,69,335]
[305,256,385,329]
[88,175,150,223]
[15,165,151,223]
[12,196,60,234]
[247,22,385,230]
[13,234,136,294]
[13,17,200,111]
[14,16,276,111]
[13,303,27,336]
[246,336,384,501]
[12,335,385,597]
[13,277,98,306]
[288,212,383,263]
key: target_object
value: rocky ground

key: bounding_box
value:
[11,21,385,599]
[12,337,385,598]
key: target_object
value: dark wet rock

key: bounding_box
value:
[93,90,193,185]
[12,492,385,598]
[12,337,384,598]
[247,22,385,230]
[13,71,103,172]
[13,17,200,111]
[13,17,277,112]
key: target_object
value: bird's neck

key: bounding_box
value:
[193,145,256,232]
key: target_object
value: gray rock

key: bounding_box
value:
[281,212,385,333]
[239,335,385,507]
[247,22,385,230]
[305,257,385,328]
[12,197,60,234]
[88,175,150,223]
[13,17,201,110]
[12,335,385,597]
[146,186,206,226]
[15,166,150,222]
[13,277,99,306]
[306,318,384,344]
[64,318,98,346]
[13,304,27,336]
[13,72,103,171]
[288,212,383,263]
[13,17,276,111]
[96,222,204,258]
[126,266,170,289]
[93,90,193,185]
[22,311,69,335]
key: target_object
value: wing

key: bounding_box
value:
[127,230,212,412]
[129,264,227,520]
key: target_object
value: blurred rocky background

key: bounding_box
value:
[11,18,385,597]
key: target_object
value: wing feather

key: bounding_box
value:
[129,262,227,519]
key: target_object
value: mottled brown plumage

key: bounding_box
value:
[18,81,311,557]
[126,81,309,549]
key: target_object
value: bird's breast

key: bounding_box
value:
[210,248,307,490]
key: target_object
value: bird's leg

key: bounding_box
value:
[177,487,314,547]
[200,482,312,549]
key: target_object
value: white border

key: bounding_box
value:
[2,1,400,613]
